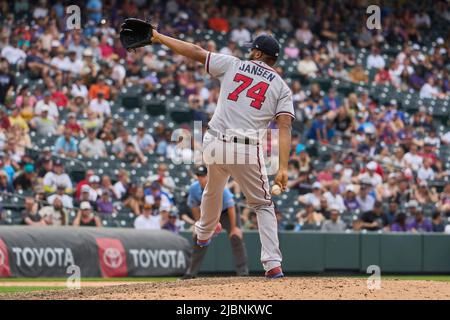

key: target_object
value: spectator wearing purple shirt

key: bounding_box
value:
[442,70,449,93]
[162,211,180,234]
[391,213,408,232]
[407,210,432,232]
[173,12,196,34]
[343,184,360,213]
[96,189,114,215]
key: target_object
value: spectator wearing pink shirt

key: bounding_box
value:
[99,35,114,60]
[15,85,37,108]
[284,40,299,59]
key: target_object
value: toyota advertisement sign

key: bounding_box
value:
[0,227,190,278]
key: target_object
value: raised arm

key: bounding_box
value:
[151,30,208,64]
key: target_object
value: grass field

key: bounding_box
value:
[0,286,65,293]
[1,275,450,294]
[380,275,450,281]
[0,277,178,294]
[335,274,450,281]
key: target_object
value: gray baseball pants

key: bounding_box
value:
[194,132,283,271]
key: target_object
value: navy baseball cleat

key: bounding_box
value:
[196,222,222,247]
[265,266,284,279]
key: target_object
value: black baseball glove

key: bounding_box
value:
[120,18,155,51]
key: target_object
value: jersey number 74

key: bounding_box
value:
[227,73,269,110]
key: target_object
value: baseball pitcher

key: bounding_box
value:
[120,19,294,278]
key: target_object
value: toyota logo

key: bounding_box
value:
[103,248,122,269]
[0,250,4,267]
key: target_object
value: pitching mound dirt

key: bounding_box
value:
[1,277,449,300]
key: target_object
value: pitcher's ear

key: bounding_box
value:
[252,49,261,59]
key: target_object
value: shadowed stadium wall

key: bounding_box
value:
[180,231,450,274]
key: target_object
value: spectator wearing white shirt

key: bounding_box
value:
[145,191,172,213]
[1,40,26,65]
[398,57,415,77]
[445,224,450,234]
[79,127,107,158]
[66,50,84,75]
[39,197,67,226]
[326,40,340,60]
[424,131,441,148]
[88,92,111,118]
[80,48,99,82]
[417,158,435,182]
[78,184,95,205]
[297,50,318,77]
[195,79,210,102]
[299,181,323,210]
[402,144,423,171]
[87,174,102,196]
[71,77,89,100]
[50,47,71,72]
[148,163,176,194]
[323,180,346,212]
[111,54,126,86]
[420,77,444,99]
[414,12,431,28]
[144,190,171,223]
[356,183,376,213]
[43,160,73,194]
[113,169,129,200]
[219,41,241,57]
[410,45,426,66]
[367,46,385,69]
[47,184,74,209]
[396,45,409,65]
[78,180,99,204]
[88,37,102,61]
[230,23,251,45]
[388,60,403,87]
[131,123,155,153]
[134,203,162,230]
[358,161,383,188]
[33,2,49,19]
[34,91,59,121]
[442,131,450,145]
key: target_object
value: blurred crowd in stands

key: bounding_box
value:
[0,0,449,233]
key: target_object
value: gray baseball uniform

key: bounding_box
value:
[194,52,294,272]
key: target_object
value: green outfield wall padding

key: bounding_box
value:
[422,235,450,273]
[279,232,325,272]
[379,234,422,273]
[325,233,360,270]
[180,231,450,274]
[360,233,381,272]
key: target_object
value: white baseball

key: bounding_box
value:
[271,184,282,195]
